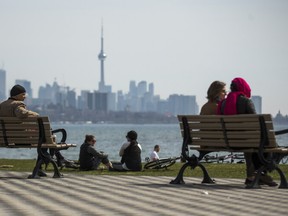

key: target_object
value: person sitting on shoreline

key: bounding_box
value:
[112,130,142,171]
[150,145,160,161]
[78,134,113,171]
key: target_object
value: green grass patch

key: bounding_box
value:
[1,159,287,180]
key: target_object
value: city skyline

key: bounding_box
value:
[0,0,287,116]
[1,70,266,117]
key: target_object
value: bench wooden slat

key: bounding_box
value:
[0,116,50,123]
[0,124,51,130]
[190,146,288,153]
[191,139,277,147]
[178,114,273,122]
[0,131,39,136]
[0,129,52,137]
[0,125,39,130]
[180,122,274,131]
[7,143,77,148]
[186,130,274,138]
[0,137,54,143]
[38,143,77,148]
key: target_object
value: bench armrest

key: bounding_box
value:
[52,128,67,143]
[275,129,288,135]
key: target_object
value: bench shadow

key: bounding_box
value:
[132,182,247,190]
[0,176,27,179]
[0,171,31,179]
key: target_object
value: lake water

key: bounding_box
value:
[1,124,288,162]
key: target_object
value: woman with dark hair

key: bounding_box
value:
[200,80,227,115]
[217,77,277,186]
[112,130,142,171]
[79,134,113,171]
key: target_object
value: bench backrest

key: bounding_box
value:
[0,116,55,148]
[177,114,277,148]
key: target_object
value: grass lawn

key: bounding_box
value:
[1,159,287,180]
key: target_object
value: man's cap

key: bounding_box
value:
[10,84,26,97]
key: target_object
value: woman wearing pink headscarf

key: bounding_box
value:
[217,77,254,115]
[217,77,277,187]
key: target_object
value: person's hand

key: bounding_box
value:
[29,111,39,116]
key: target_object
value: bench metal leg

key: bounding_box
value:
[197,163,215,184]
[28,158,43,179]
[28,152,63,179]
[170,162,190,184]
[275,166,288,189]
[170,162,215,185]
[50,159,63,178]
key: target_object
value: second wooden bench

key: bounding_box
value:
[170,114,288,189]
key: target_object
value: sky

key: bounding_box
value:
[0,0,288,116]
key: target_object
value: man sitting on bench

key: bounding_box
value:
[0,84,69,176]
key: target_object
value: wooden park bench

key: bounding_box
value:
[170,114,288,189]
[0,116,76,178]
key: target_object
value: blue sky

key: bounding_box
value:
[0,0,287,115]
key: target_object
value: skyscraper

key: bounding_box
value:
[251,96,262,114]
[0,69,6,101]
[98,25,111,93]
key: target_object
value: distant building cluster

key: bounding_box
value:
[0,68,264,117]
[0,25,263,118]
[0,73,198,116]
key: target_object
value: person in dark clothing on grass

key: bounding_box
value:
[79,134,113,171]
[112,130,142,171]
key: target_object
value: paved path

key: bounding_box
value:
[0,171,287,216]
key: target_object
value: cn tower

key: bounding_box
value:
[98,24,106,92]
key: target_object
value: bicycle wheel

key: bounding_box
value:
[144,158,176,169]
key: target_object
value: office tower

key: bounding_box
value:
[129,81,137,97]
[168,94,198,115]
[0,69,6,101]
[67,89,77,108]
[78,90,91,110]
[94,91,108,112]
[137,81,147,97]
[148,82,154,96]
[251,96,262,114]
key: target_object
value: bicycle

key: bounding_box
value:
[144,156,181,170]
[201,153,245,164]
